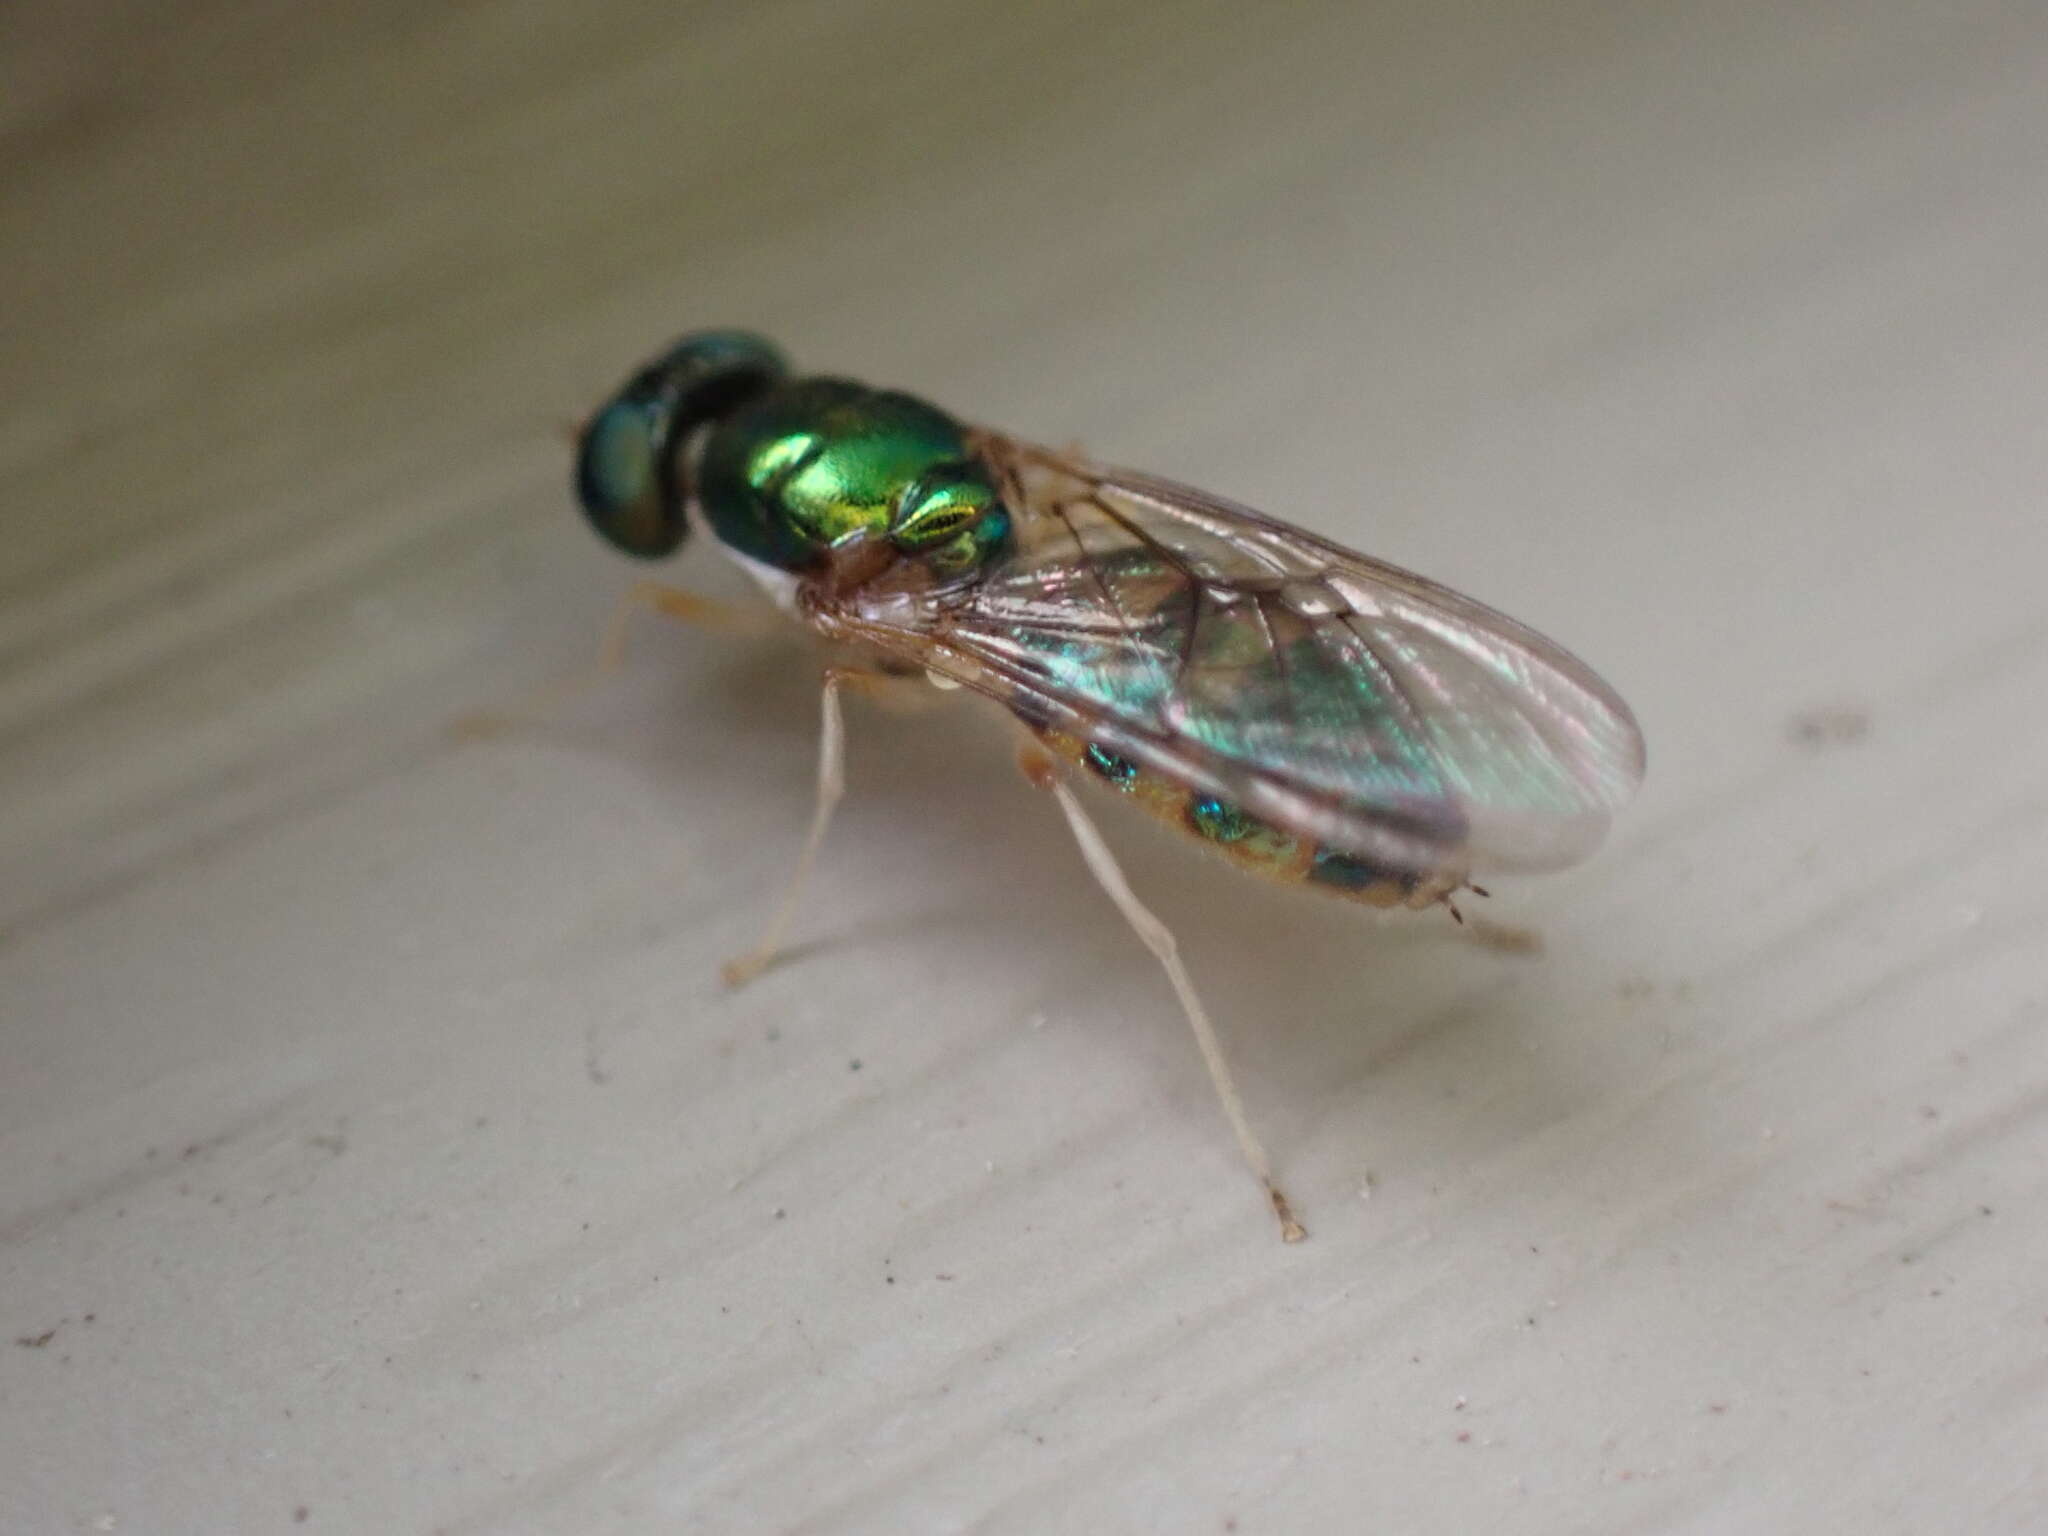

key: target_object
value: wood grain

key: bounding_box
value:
[5,2,2045,1530]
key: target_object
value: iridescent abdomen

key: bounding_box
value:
[1032,724,1457,910]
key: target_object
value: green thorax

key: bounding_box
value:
[695,378,1012,579]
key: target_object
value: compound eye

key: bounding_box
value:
[575,391,687,559]
[572,331,790,561]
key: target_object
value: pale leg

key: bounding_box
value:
[1460,915,1543,954]
[456,580,774,739]
[721,671,847,987]
[1045,775,1307,1243]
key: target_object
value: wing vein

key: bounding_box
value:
[1049,497,1176,726]
[842,434,1643,874]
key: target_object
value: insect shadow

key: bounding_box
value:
[651,638,1604,1185]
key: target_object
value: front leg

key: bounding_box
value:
[457,580,777,740]
[720,670,850,987]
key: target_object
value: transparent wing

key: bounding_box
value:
[832,435,1645,878]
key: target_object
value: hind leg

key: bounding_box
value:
[1019,745,1306,1243]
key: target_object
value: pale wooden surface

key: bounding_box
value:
[5,3,2047,1532]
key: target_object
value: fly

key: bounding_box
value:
[564,330,1646,1241]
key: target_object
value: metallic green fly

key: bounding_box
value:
[569,330,1645,1240]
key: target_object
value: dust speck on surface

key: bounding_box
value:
[1787,704,1871,748]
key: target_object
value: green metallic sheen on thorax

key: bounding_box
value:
[695,378,1012,577]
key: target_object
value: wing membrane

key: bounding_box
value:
[832,436,1644,878]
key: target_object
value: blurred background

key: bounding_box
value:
[4,2,2045,1530]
